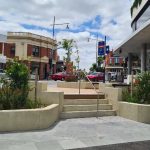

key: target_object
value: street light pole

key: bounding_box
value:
[103,36,107,83]
[96,34,98,66]
[50,16,70,74]
[88,34,99,66]
[50,16,70,39]
[53,16,56,39]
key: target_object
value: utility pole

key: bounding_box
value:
[103,36,107,83]
[50,16,70,74]
[96,34,98,66]
[88,34,99,66]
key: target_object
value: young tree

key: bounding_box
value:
[97,56,104,66]
[61,39,74,63]
[90,63,97,72]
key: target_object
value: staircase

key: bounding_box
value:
[60,93,116,119]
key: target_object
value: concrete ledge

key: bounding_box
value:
[119,102,150,124]
[57,82,99,89]
[0,104,59,132]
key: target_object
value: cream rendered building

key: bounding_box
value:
[0,32,57,79]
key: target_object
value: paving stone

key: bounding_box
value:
[35,140,63,150]
[0,117,150,150]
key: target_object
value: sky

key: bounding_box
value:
[0,0,134,71]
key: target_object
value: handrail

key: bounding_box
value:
[78,71,100,118]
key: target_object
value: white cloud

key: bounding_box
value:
[0,0,133,71]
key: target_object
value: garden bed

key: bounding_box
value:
[119,102,150,124]
[0,104,59,132]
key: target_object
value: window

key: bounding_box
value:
[10,46,15,55]
[32,46,40,57]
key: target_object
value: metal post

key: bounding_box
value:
[103,36,106,83]
[35,68,38,102]
[97,93,99,118]
[96,34,98,66]
[131,70,133,98]
[78,71,81,94]
[53,16,55,39]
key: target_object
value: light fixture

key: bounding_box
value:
[66,24,69,29]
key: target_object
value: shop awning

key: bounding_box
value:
[114,20,150,57]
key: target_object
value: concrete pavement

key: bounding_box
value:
[47,86,97,94]
[0,116,150,150]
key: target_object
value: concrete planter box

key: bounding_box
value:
[119,102,150,124]
[0,104,59,132]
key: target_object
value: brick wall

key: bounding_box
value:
[0,42,15,58]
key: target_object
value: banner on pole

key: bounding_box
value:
[106,45,110,54]
[98,41,105,56]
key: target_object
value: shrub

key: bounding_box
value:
[0,60,41,110]
[122,71,150,104]
[136,72,150,104]
[65,75,78,82]
[122,89,140,103]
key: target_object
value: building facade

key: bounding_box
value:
[105,51,124,73]
[115,0,150,74]
[0,32,57,80]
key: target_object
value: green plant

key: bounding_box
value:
[122,71,150,104]
[136,72,150,104]
[89,63,104,72]
[0,60,41,110]
[131,0,143,16]
[65,75,78,82]
[98,56,104,66]
[122,89,139,103]
[61,39,74,63]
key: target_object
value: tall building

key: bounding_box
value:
[115,0,150,74]
[0,32,58,80]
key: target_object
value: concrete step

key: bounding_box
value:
[64,94,105,99]
[63,104,112,112]
[60,110,116,119]
[64,99,109,105]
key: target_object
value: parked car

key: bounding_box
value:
[49,72,66,81]
[86,72,104,82]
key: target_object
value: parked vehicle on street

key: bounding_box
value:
[86,72,104,82]
[49,72,66,81]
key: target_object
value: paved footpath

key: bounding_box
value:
[0,117,150,150]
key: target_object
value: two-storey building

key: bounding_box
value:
[0,32,57,80]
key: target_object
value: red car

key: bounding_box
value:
[49,72,66,81]
[86,72,104,82]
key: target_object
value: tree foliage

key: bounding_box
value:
[122,71,150,104]
[97,56,104,66]
[61,39,74,63]
[131,0,143,16]
[0,60,40,110]
[89,63,104,72]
